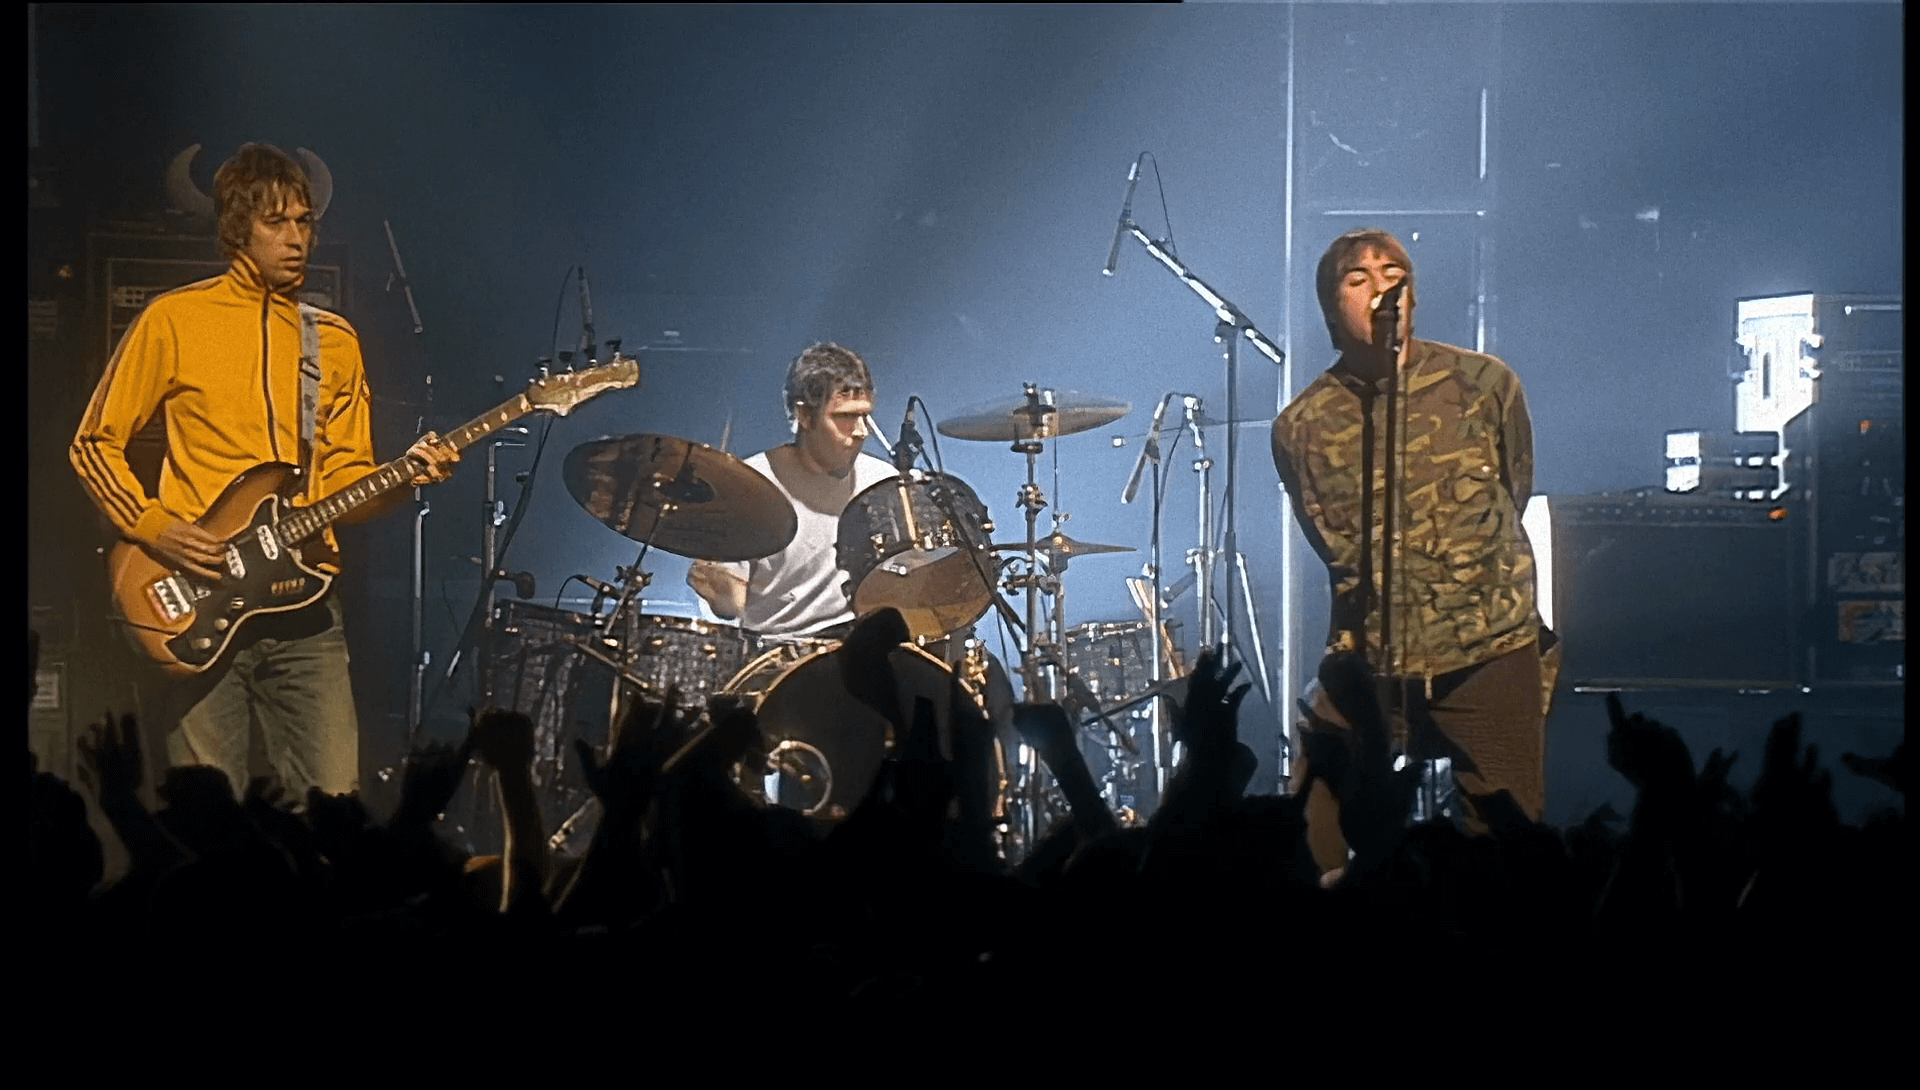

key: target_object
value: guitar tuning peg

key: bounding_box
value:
[605,338,622,357]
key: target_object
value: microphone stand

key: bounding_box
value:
[384,219,434,750]
[1141,400,1191,801]
[1112,218,1283,688]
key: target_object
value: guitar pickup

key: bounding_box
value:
[148,577,195,622]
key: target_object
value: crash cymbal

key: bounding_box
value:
[937,389,1130,442]
[563,434,797,562]
[992,531,1136,559]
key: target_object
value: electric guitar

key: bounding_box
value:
[109,355,640,675]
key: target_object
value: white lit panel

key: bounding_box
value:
[1733,294,1819,436]
[1523,494,1553,632]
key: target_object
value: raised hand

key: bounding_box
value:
[1840,742,1907,797]
[1605,693,1695,805]
[468,707,537,772]
[393,740,473,829]
[1013,701,1117,843]
[839,607,910,733]
[466,709,548,913]
[1753,713,1838,833]
[1173,647,1251,756]
[1299,653,1421,869]
[76,710,145,803]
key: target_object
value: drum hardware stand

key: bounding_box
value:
[479,426,532,705]
[1007,384,1060,703]
[1184,400,1274,707]
[1109,207,1284,698]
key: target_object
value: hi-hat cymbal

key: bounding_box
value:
[563,434,797,562]
[937,389,1130,442]
[992,531,1136,560]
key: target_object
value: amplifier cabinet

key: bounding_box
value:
[1548,494,1799,688]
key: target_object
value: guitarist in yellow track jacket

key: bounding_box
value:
[70,144,458,803]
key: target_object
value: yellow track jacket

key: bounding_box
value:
[70,254,378,571]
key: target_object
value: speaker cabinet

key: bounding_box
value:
[1548,493,1799,688]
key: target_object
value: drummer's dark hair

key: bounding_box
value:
[1315,227,1414,350]
[785,342,873,430]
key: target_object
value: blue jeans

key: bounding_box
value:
[164,595,360,801]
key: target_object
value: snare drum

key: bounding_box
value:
[836,470,997,642]
[719,640,1008,821]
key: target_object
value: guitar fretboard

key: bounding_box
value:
[276,393,534,546]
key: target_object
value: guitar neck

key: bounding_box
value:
[276,393,534,546]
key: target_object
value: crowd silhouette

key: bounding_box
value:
[27,613,1908,1000]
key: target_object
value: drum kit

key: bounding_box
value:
[472,381,1258,859]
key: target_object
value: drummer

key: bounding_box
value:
[687,342,897,641]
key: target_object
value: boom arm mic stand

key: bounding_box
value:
[1109,214,1283,695]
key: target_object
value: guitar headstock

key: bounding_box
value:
[527,354,641,416]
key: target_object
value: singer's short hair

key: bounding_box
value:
[784,343,873,431]
[214,144,315,260]
[1315,228,1414,350]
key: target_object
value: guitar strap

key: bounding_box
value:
[297,303,322,483]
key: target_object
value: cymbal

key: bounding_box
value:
[992,531,1136,560]
[563,434,797,562]
[937,389,1130,442]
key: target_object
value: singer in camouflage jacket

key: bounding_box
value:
[1276,228,1553,863]
[1272,337,1540,682]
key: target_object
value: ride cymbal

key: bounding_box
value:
[991,531,1136,560]
[937,389,1130,442]
[563,434,797,562]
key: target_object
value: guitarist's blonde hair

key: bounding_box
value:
[213,144,316,260]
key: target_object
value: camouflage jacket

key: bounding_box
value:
[1273,338,1540,682]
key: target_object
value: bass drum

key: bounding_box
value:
[720,640,1010,822]
[836,470,997,643]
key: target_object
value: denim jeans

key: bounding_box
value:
[164,595,360,801]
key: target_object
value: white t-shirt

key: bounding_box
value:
[720,449,897,638]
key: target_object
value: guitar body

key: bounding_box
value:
[108,463,334,676]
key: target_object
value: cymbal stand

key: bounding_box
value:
[1008,384,1059,703]
[1189,398,1217,648]
[1185,399,1274,706]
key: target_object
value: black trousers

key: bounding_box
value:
[1288,643,1546,874]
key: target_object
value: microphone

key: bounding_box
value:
[578,266,597,365]
[577,573,617,612]
[1373,280,1407,321]
[1121,392,1176,504]
[894,400,922,473]
[1102,155,1143,277]
[1373,280,1408,355]
[494,569,537,599]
